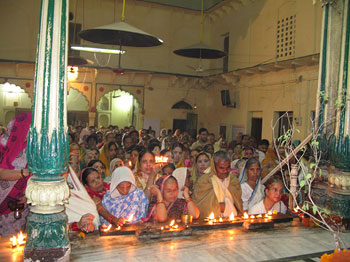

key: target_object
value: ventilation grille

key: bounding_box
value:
[276,15,296,60]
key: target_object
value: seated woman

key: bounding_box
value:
[192,151,243,219]
[162,163,176,176]
[81,167,109,200]
[190,152,211,186]
[239,158,265,211]
[146,175,200,222]
[134,150,161,199]
[101,167,149,225]
[87,160,106,180]
[100,141,118,177]
[248,174,287,215]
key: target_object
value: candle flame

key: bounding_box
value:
[229,212,235,221]
[169,220,175,226]
[213,219,217,223]
[174,225,179,229]
[155,156,169,163]
[10,236,17,246]
[219,217,223,222]
[128,161,132,166]
[267,211,273,215]
[208,220,213,225]
[257,214,262,218]
[116,226,121,231]
[294,208,299,213]
[18,232,25,245]
[208,212,215,220]
[250,215,255,219]
[10,232,26,246]
[264,214,269,218]
[128,214,134,222]
[102,224,112,232]
[243,212,249,219]
[160,226,164,230]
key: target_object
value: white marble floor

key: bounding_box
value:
[1,221,349,262]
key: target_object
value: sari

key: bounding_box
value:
[0,112,31,236]
[101,167,148,225]
[145,175,187,222]
[238,161,265,211]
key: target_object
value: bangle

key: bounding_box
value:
[20,169,25,179]
[156,201,165,205]
[186,198,193,204]
[97,205,104,213]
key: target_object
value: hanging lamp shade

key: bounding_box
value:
[173,42,226,59]
[78,21,163,47]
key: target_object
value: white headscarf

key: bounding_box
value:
[110,166,136,198]
[109,158,123,174]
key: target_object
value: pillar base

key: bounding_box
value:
[25,212,70,261]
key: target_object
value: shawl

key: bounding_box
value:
[101,167,148,224]
[65,166,100,228]
[192,159,243,219]
[0,112,31,215]
[239,160,265,210]
[144,175,187,222]
[85,182,109,200]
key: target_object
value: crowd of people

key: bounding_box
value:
[0,115,291,236]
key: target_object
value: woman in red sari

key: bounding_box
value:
[81,167,109,200]
[0,112,32,236]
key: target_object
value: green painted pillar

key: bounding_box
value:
[24,0,70,260]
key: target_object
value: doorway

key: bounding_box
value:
[251,118,262,143]
[173,119,187,133]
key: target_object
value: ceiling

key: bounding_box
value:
[136,0,227,11]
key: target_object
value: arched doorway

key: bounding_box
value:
[67,87,89,127]
[97,89,140,129]
[0,82,32,125]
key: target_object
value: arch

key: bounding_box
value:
[171,100,193,110]
[67,87,89,111]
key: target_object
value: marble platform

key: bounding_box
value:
[1,221,349,262]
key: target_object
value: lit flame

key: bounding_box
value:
[294,208,299,213]
[267,211,272,215]
[243,212,249,219]
[169,220,175,227]
[229,212,235,221]
[257,214,262,218]
[155,156,168,163]
[128,161,132,167]
[264,214,269,218]
[272,210,278,215]
[10,232,25,247]
[102,224,112,232]
[160,226,164,230]
[127,214,134,223]
[219,217,223,222]
[115,226,121,231]
[213,219,217,223]
[174,225,179,229]
[250,215,255,219]
[208,220,213,225]
[208,212,215,220]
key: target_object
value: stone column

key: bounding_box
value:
[24,0,70,260]
[316,0,350,220]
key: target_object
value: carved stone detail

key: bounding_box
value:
[25,177,70,214]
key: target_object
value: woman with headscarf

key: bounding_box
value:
[100,167,148,225]
[99,141,118,177]
[0,113,32,236]
[145,175,200,222]
[192,151,243,219]
[238,158,265,211]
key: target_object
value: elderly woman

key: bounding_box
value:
[239,158,265,211]
[146,175,200,222]
[81,167,109,200]
[100,167,148,226]
[193,151,243,219]
[248,174,287,215]
[87,160,106,180]
[80,149,97,170]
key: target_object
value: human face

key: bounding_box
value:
[199,131,208,143]
[130,150,139,164]
[152,146,161,156]
[162,166,174,176]
[277,146,285,158]
[124,137,133,150]
[163,180,178,203]
[266,183,284,203]
[164,151,173,163]
[234,144,242,154]
[140,152,155,174]
[116,148,125,160]
[196,154,210,175]
[244,149,254,159]
[173,146,183,164]
[208,134,215,144]
[258,144,268,153]
[190,150,199,164]
[108,145,117,160]
[92,162,105,176]
[247,162,260,182]
[205,145,214,155]
[117,181,132,195]
[70,144,80,155]
[87,171,104,192]
[91,149,99,160]
[106,134,115,143]
[87,138,97,148]
[215,160,231,179]
[85,152,95,166]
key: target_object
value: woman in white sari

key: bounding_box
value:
[239,158,265,211]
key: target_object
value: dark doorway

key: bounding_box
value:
[186,113,198,135]
[219,125,227,139]
[223,35,229,73]
[251,118,262,143]
[173,119,187,133]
